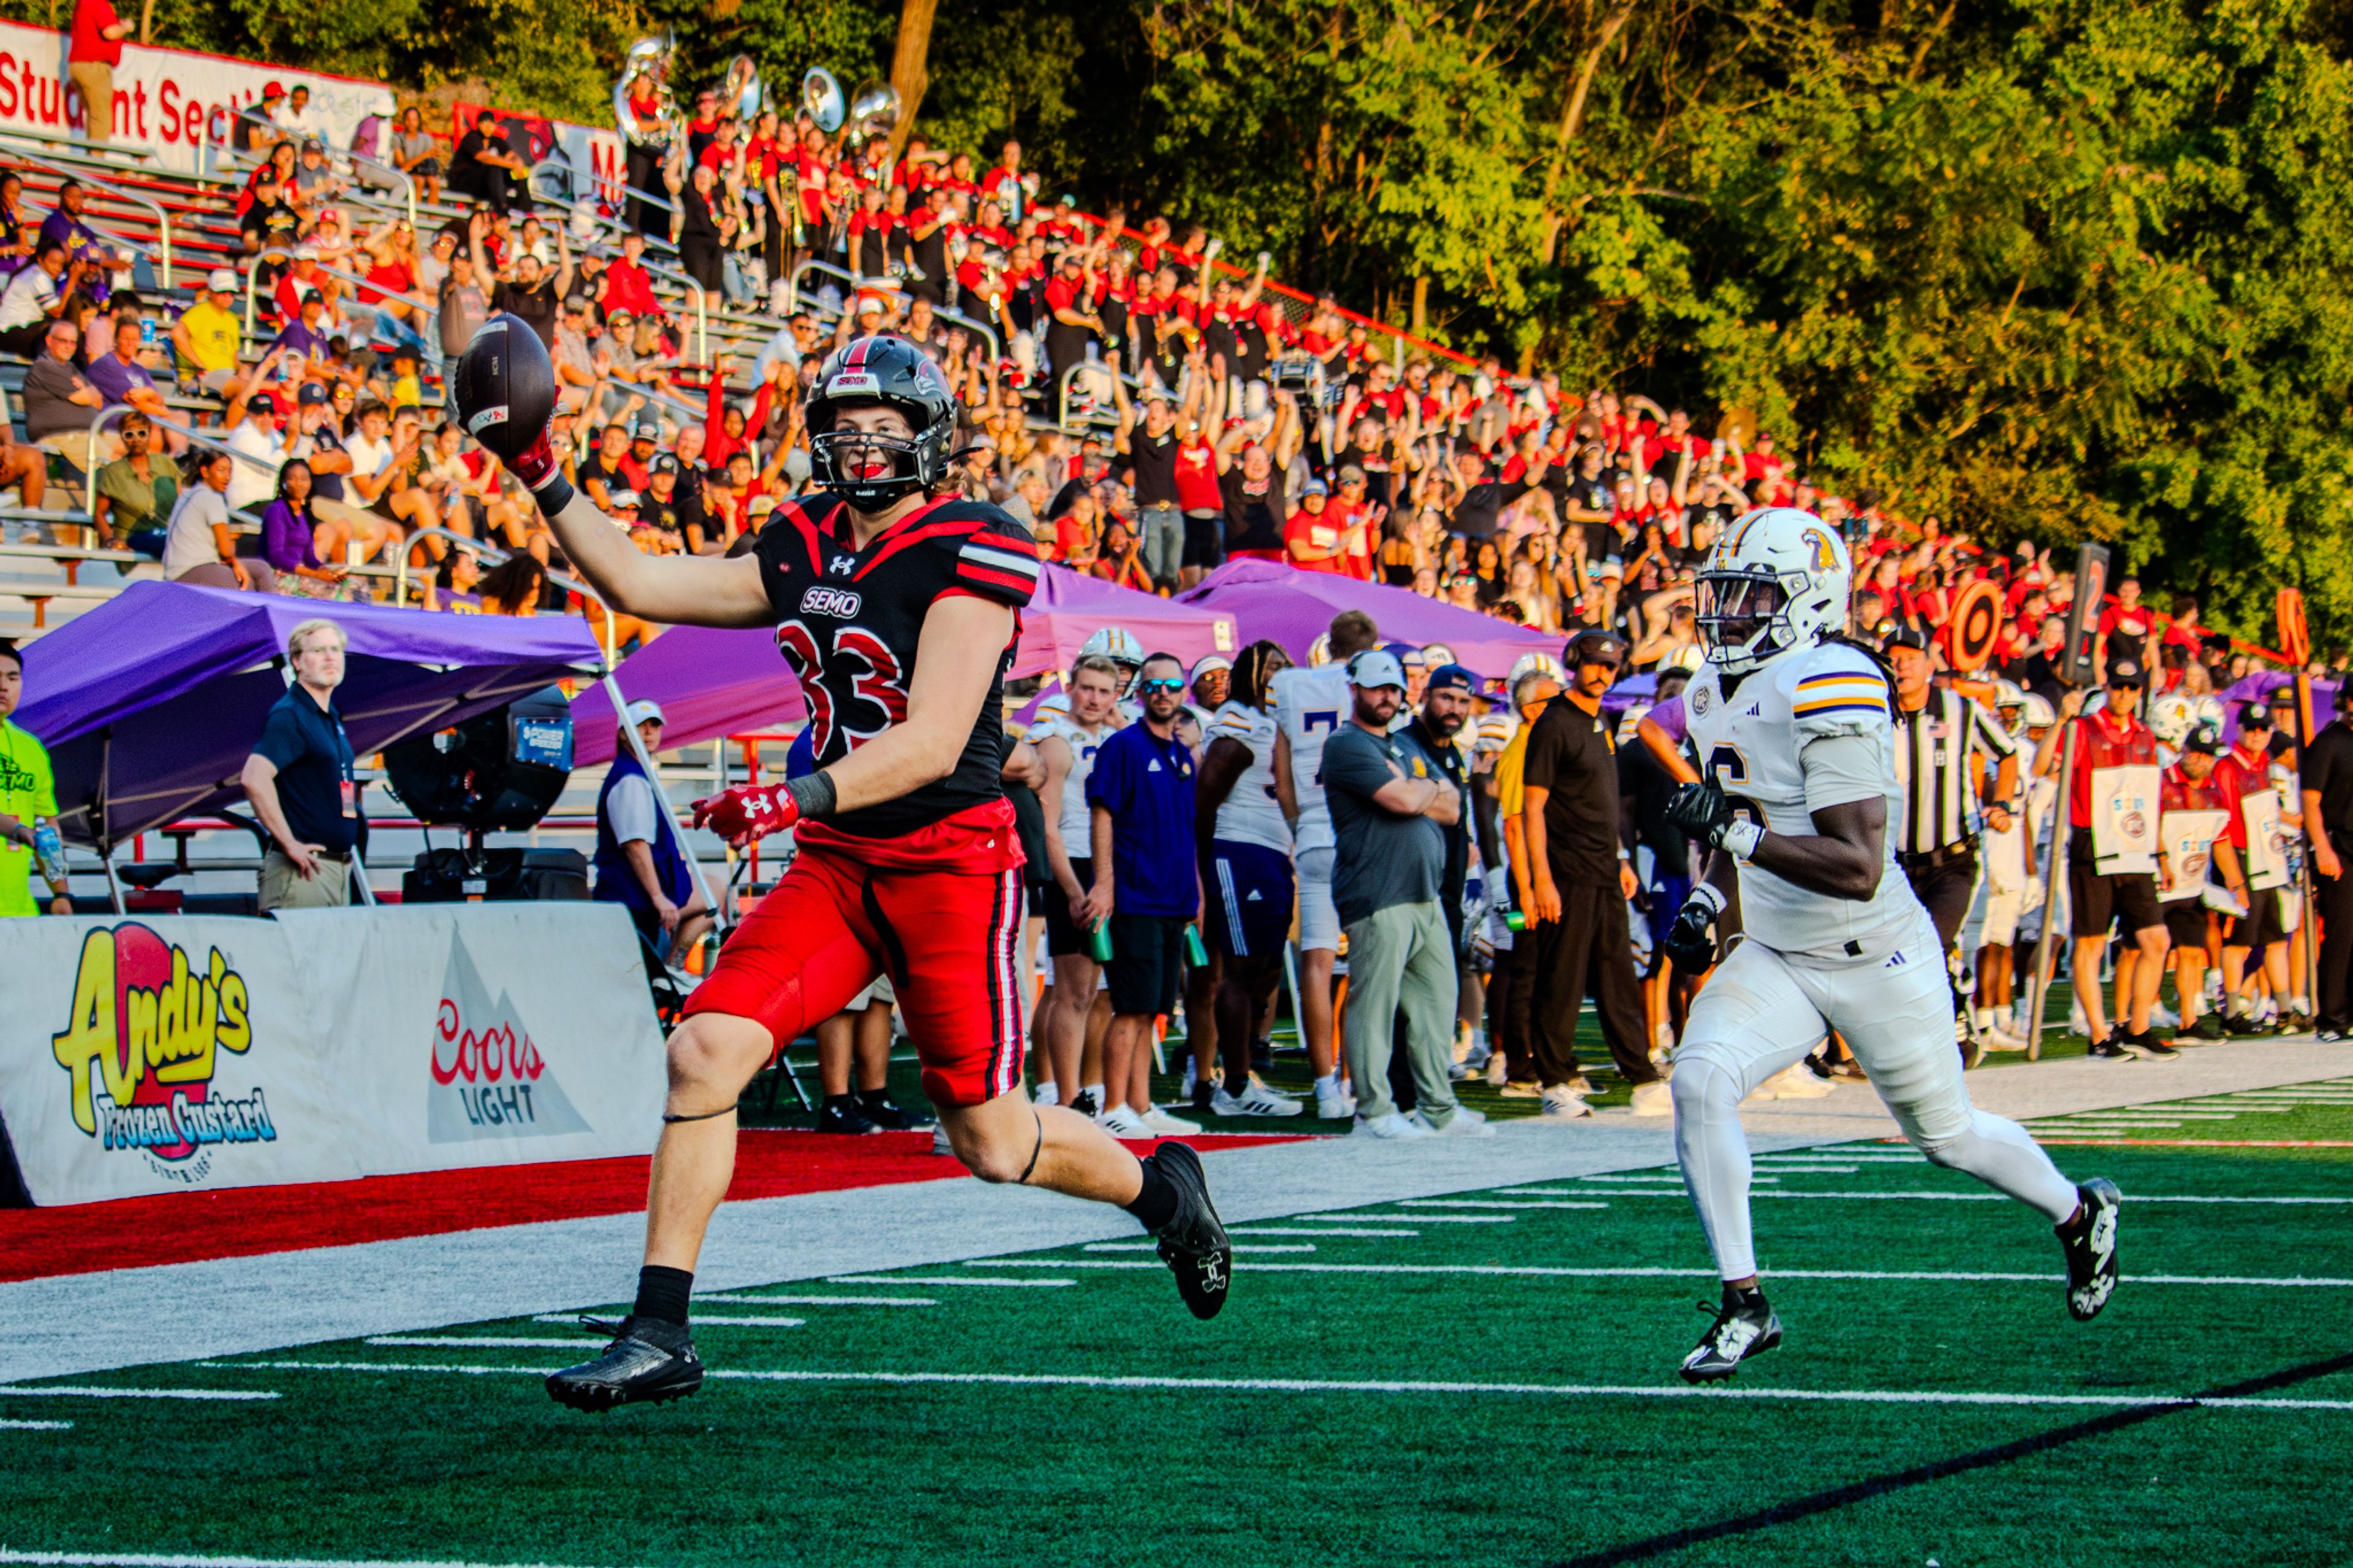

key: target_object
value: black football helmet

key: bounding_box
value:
[806,335,959,510]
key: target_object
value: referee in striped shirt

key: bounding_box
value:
[1884,627,2020,951]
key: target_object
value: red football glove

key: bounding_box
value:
[506,426,560,493]
[691,782,800,846]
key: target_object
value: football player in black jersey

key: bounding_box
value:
[452,317,1232,1412]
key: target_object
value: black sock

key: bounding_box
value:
[852,1087,892,1109]
[634,1264,694,1326]
[823,1093,857,1113]
[1123,1157,1180,1233]
[1722,1281,1765,1309]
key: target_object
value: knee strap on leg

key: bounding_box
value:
[661,1104,738,1124]
[1016,1108,1045,1184]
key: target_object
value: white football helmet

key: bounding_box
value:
[2146,690,2194,749]
[1079,625,1146,669]
[1696,507,1852,674]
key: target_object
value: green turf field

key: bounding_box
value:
[5,1075,2351,1567]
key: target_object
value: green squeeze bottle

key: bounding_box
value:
[1088,919,1115,963]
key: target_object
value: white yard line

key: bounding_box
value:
[1082,1243,1314,1254]
[366,1337,610,1350]
[2,1544,607,1553]
[957,1259,2353,1287]
[1230,1227,1418,1237]
[1298,1211,1520,1223]
[0,1418,70,1430]
[824,1275,1074,1287]
[1395,1200,1604,1211]
[185,1360,2353,1414]
[0,1386,277,1401]
[542,1297,937,1311]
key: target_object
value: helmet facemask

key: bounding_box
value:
[1696,569,1800,673]
[811,399,947,510]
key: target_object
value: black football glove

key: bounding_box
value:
[1661,896,1719,974]
[1663,779,1735,849]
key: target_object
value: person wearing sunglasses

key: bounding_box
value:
[1079,652,1205,1139]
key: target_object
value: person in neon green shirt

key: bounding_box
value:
[0,640,70,917]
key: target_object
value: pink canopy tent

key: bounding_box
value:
[570,626,806,767]
[1012,563,1239,678]
[1176,559,1559,677]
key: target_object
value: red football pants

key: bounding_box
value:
[684,846,1026,1108]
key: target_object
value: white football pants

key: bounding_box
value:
[1672,910,2080,1281]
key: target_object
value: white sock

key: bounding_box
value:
[1315,1072,1342,1095]
[1033,1081,1059,1108]
[1916,1110,2079,1223]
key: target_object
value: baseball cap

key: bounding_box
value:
[1337,464,1368,485]
[1427,664,1477,695]
[2239,699,2274,730]
[1301,477,1328,496]
[248,390,278,414]
[2183,721,2223,756]
[206,266,237,292]
[634,417,661,440]
[1566,629,1629,665]
[1347,649,1408,692]
[1387,642,1428,670]
[262,81,284,98]
[1190,654,1232,682]
[2107,656,2148,689]
[1882,625,1930,653]
[1421,643,1457,667]
[296,382,329,406]
[2269,686,2300,707]
[623,699,666,727]
[607,488,640,510]
[650,452,679,475]
[294,243,319,260]
[748,495,778,518]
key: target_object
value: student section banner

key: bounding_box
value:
[0,902,665,1207]
[0,20,393,178]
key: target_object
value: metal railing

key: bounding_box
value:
[0,143,173,288]
[221,108,418,235]
[785,258,1002,361]
[241,244,438,347]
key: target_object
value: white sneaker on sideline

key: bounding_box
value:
[1419,1106,1496,1138]
[1033,1081,1060,1108]
[1485,1054,1509,1088]
[1315,1081,1357,1120]
[1096,1105,1155,1140]
[1213,1082,1305,1118]
[1540,1085,1591,1119]
[1246,1072,1300,1100]
[1139,1105,1202,1135]
[1354,1110,1431,1139]
[2149,1001,2179,1029]
[1627,1079,1674,1117]
[1746,1063,1833,1103]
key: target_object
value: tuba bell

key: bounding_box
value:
[846,80,901,147]
[801,67,846,134]
[721,55,765,123]
[613,32,679,148]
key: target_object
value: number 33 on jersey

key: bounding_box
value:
[752,495,1038,839]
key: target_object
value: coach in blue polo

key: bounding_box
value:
[1082,650,1202,1138]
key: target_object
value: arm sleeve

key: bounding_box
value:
[251,703,309,772]
[1791,648,1893,744]
[1800,730,1889,815]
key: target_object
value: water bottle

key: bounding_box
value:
[1086,920,1114,964]
[31,820,66,887]
[1184,923,1209,967]
[1503,911,1526,933]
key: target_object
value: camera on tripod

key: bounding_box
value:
[382,685,589,902]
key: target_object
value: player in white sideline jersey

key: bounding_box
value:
[1659,508,2120,1382]
[1271,608,1382,1118]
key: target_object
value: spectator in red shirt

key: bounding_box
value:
[700,352,776,470]
[69,0,129,144]
[1284,477,1352,575]
[599,230,664,327]
[980,140,1029,223]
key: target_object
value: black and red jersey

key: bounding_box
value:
[752,493,1039,841]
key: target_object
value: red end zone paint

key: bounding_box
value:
[0,1130,1309,1283]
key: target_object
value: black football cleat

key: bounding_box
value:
[815,1100,883,1135]
[1679,1289,1782,1384]
[2058,1178,2122,1322]
[852,1094,933,1132]
[1146,1140,1231,1320]
[545,1315,703,1412]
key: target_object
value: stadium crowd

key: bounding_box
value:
[3,59,2349,1136]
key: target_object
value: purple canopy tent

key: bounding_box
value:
[570,626,808,767]
[12,582,604,852]
[1176,560,1559,678]
[1013,563,1238,678]
[2218,671,2340,744]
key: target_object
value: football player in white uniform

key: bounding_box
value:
[1659,509,2120,1382]
[1271,610,1383,1117]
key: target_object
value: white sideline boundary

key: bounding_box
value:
[191,1358,2353,1414]
[0,1554,601,1568]
[1,1040,2349,1385]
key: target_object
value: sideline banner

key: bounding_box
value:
[0,21,393,179]
[0,903,665,1207]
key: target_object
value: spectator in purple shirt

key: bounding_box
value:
[85,313,186,454]
[268,290,335,371]
[260,458,349,599]
[34,181,130,300]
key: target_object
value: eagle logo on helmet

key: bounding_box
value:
[1802,528,1838,573]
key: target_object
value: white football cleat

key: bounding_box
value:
[1212,1082,1305,1118]
[1539,1085,1591,1119]
[1418,1106,1496,1138]
[1139,1105,1202,1135]
[1626,1079,1674,1117]
[1353,1110,1432,1139]
[1095,1105,1155,1140]
[1745,1063,1834,1103]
